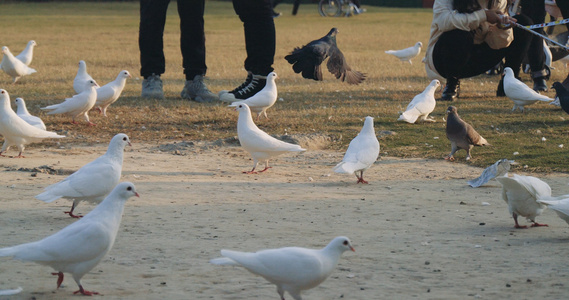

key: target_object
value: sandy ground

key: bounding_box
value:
[1,140,569,300]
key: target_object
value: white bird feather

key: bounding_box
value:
[15,97,46,130]
[227,72,278,120]
[42,79,99,126]
[0,46,37,83]
[503,67,553,112]
[496,174,551,228]
[385,42,422,64]
[398,80,439,123]
[95,70,131,117]
[73,60,95,94]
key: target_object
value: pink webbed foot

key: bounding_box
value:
[444,155,455,161]
[73,285,99,296]
[356,177,369,184]
[514,224,528,229]
[243,170,258,174]
[258,166,272,173]
[87,122,96,126]
[64,211,83,218]
[51,272,64,289]
[530,222,548,227]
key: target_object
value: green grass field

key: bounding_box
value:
[1,1,568,172]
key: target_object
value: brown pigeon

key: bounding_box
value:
[284,28,365,85]
[444,106,490,161]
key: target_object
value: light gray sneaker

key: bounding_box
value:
[181,75,219,102]
[141,74,164,99]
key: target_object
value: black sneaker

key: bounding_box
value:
[440,77,460,101]
[220,73,267,102]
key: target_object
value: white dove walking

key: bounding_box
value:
[73,60,95,94]
[385,42,422,64]
[42,79,99,125]
[15,97,46,130]
[503,67,553,112]
[95,70,131,116]
[0,46,37,83]
[0,182,139,296]
[496,174,551,228]
[0,90,64,157]
[333,116,380,184]
[210,236,355,300]
[36,133,131,218]
[398,79,439,123]
[233,103,305,173]
[226,72,278,120]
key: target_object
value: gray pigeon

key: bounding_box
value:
[285,28,365,85]
[445,106,490,161]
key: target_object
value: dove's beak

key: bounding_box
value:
[128,141,132,147]
[228,104,237,111]
[135,192,140,197]
[350,246,355,252]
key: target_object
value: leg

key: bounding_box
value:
[356,170,368,184]
[465,145,473,161]
[139,0,170,78]
[51,271,64,289]
[244,159,259,174]
[64,201,82,218]
[521,0,548,91]
[513,212,528,228]
[177,0,207,80]
[0,141,10,157]
[258,160,272,172]
[73,277,99,296]
[530,220,548,227]
[444,143,458,161]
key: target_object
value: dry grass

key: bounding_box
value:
[1,1,569,172]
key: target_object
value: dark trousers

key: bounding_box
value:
[139,0,206,80]
[232,0,275,76]
[433,14,533,80]
[521,0,546,74]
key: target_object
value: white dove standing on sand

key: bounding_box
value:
[95,70,131,117]
[15,97,46,130]
[210,236,355,300]
[398,79,439,123]
[73,60,94,94]
[0,90,64,157]
[333,116,380,184]
[41,79,99,126]
[496,174,552,228]
[0,182,139,296]
[226,72,278,120]
[537,197,569,225]
[0,46,37,83]
[385,42,422,64]
[36,133,131,218]
[233,103,305,173]
[503,67,553,112]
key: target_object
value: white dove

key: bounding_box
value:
[333,116,380,184]
[15,40,37,66]
[385,42,423,64]
[503,67,553,112]
[468,159,513,188]
[233,103,306,173]
[496,174,551,228]
[15,97,46,130]
[227,72,278,120]
[210,236,355,300]
[537,197,569,225]
[398,79,439,123]
[95,70,131,117]
[0,46,37,83]
[73,60,94,94]
[0,90,64,157]
[41,79,99,126]
[36,133,131,218]
[0,182,139,296]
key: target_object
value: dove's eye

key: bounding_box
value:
[127,186,132,191]
[343,240,348,246]
[123,137,127,141]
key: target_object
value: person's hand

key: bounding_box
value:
[485,10,516,28]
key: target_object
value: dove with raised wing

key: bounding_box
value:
[95,70,131,117]
[0,182,139,296]
[233,103,305,173]
[225,72,278,120]
[73,60,94,94]
[398,80,439,123]
[210,236,355,300]
[42,79,99,126]
[496,174,551,228]
[468,159,513,188]
[537,197,569,225]
[36,133,131,218]
[503,67,553,112]
[0,90,64,157]
[385,42,423,64]
[285,28,365,85]
[15,97,46,130]
[333,116,380,184]
[445,106,490,161]
[0,46,37,83]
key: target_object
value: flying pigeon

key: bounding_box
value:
[496,174,551,228]
[537,197,569,225]
[73,60,95,94]
[285,28,365,85]
[333,116,380,184]
[0,90,64,157]
[0,46,37,83]
[551,82,569,115]
[225,72,278,120]
[210,236,355,300]
[233,103,306,173]
[468,159,514,187]
[41,79,99,126]
[0,182,139,296]
[94,70,131,117]
[445,106,490,161]
[503,67,553,112]
[15,97,46,130]
[35,133,131,218]
[385,42,423,64]
[397,80,439,123]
